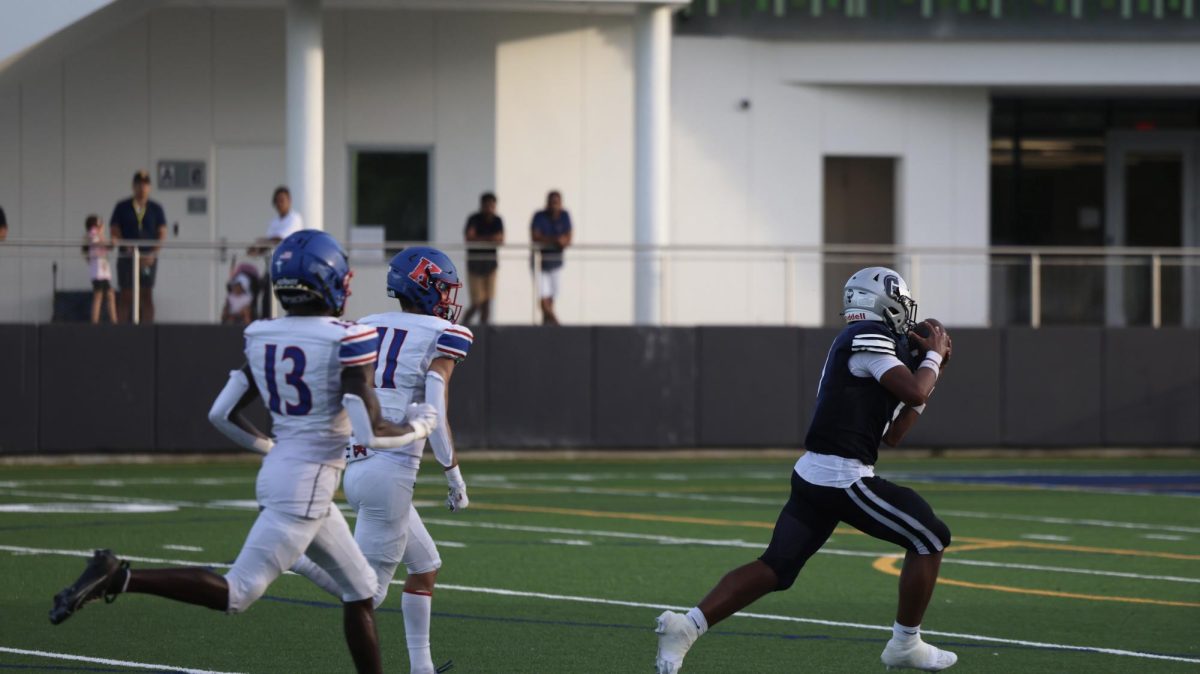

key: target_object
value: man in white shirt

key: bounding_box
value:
[249,186,305,256]
[248,186,306,317]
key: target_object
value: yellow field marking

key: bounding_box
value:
[472,502,1200,561]
[871,556,1200,608]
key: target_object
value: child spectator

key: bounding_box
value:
[83,215,116,324]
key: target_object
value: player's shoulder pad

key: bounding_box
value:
[846,321,897,356]
[435,324,473,363]
[338,321,380,367]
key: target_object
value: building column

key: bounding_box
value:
[634,4,672,325]
[286,0,323,231]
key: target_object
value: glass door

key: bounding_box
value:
[1104,131,1200,326]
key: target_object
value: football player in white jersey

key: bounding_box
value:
[291,245,472,674]
[50,231,438,674]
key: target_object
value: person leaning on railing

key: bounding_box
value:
[109,170,167,324]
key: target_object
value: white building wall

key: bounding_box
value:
[671,37,990,326]
[6,7,1190,327]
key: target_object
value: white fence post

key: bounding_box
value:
[1030,251,1041,329]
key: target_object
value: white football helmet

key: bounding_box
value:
[842,267,918,334]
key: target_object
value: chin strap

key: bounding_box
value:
[208,370,274,455]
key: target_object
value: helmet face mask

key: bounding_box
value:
[431,279,462,323]
[842,266,918,335]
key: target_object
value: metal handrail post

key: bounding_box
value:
[660,248,671,326]
[1030,252,1041,329]
[909,253,922,304]
[784,252,796,326]
[532,248,541,325]
[1151,253,1162,329]
[132,244,141,326]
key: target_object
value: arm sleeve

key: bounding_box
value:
[435,325,473,363]
[207,370,273,454]
[849,330,897,356]
[339,324,380,367]
[425,370,455,468]
[848,351,905,381]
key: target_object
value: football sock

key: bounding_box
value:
[686,607,709,635]
[289,556,341,599]
[892,621,920,645]
[403,590,435,673]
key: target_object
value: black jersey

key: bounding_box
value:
[803,321,917,466]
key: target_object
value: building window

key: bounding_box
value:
[351,150,430,247]
[990,98,1200,326]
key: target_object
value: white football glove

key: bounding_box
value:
[444,465,469,513]
[406,402,438,438]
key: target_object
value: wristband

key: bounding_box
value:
[919,351,942,377]
[445,464,465,487]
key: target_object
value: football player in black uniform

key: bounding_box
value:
[655,267,956,673]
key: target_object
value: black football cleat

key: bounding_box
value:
[49,549,129,625]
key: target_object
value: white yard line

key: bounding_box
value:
[0,545,231,568]
[939,509,1200,535]
[1144,534,1188,542]
[1020,533,1073,542]
[429,584,1200,665]
[424,518,1200,584]
[0,477,253,488]
[163,544,205,552]
[0,646,244,673]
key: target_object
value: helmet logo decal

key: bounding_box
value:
[883,274,901,298]
[408,258,444,290]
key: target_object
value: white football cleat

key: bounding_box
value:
[880,638,958,671]
[655,610,699,674]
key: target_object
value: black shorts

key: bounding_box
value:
[758,472,951,590]
[116,257,157,290]
[91,279,111,292]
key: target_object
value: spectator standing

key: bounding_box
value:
[461,192,504,325]
[248,186,305,318]
[110,170,167,323]
[249,186,304,255]
[530,190,572,326]
[0,205,8,241]
[83,215,116,324]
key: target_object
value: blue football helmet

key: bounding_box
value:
[387,246,462,322]
[270,230,353,316]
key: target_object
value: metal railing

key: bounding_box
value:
[4,238,1200,327]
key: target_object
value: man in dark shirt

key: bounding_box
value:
[0,205,8,241]
[530,191,572,326]
[461,192,504,325]
[654,267,958,674]
[110,170,168,323]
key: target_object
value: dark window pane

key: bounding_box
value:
[353,151,429,247]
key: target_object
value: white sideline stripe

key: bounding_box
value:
[163,544,205,552]
[1020,533,1072,542]
[0,545,231,568]
[1144,534,1188,542]
[424,518,1200,584]
[942,557,1200,584]
[939,509,1200,535]
[7,526,1197,592]
[430,584,1200,665]
[4,488,1196,585]
[0,646,243,673]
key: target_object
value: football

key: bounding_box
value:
[909,318,942,357]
